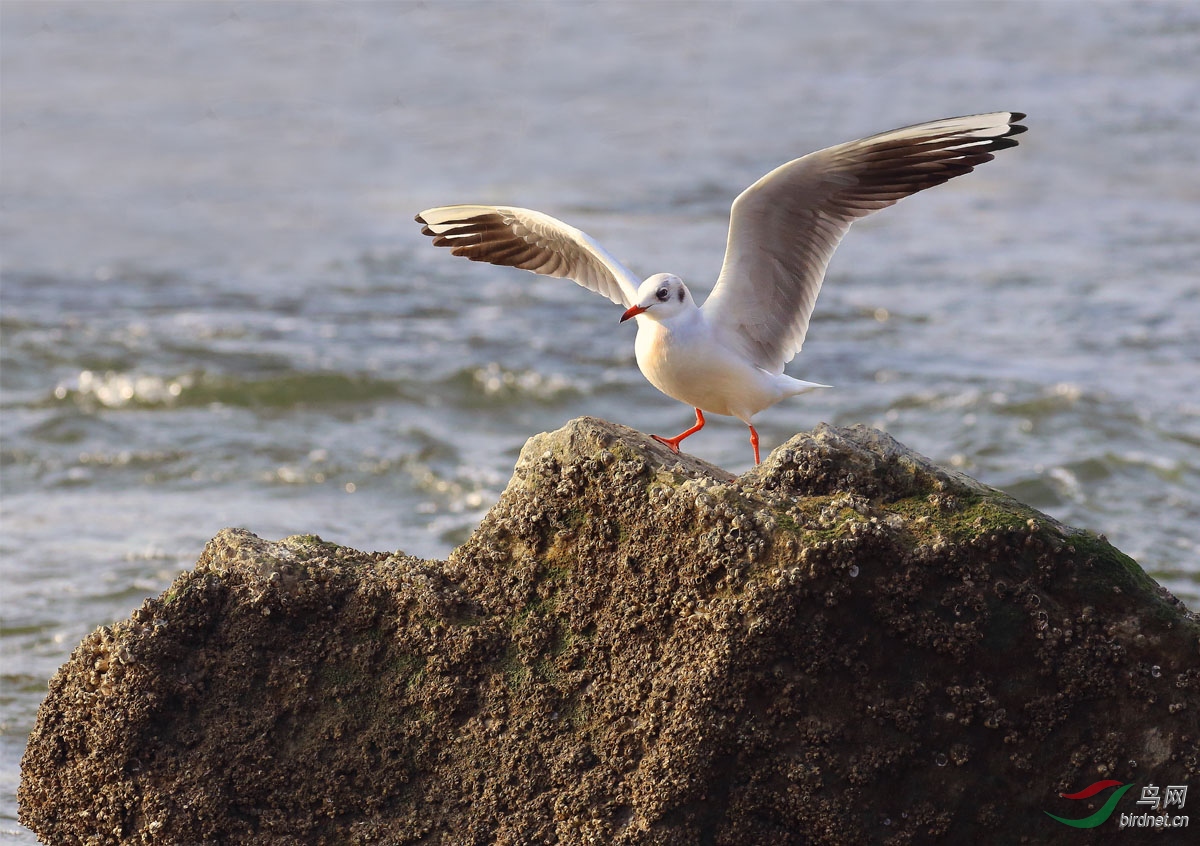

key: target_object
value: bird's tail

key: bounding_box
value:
[778,375,831,397]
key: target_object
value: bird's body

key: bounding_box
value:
[632,301,825,422]
[417,112,1026,464]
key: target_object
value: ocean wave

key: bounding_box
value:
[44,363,596,413]
[51,369,410,410]
[444,362,585,407]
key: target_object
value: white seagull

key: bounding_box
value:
[416,112,1026,464]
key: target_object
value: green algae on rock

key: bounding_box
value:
[19,417,1199,845]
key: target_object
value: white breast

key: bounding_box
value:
[633,315,784,421]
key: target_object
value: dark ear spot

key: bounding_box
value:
[677,287,684,303]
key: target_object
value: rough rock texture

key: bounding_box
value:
[20,417,1200,845]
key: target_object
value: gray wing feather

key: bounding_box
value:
[702,112,1027,373]
[415,205,640,308]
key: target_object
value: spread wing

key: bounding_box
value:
[414,205,640,308]
[702,112,1027,373]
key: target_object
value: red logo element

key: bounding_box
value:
[1060,780,1124,800]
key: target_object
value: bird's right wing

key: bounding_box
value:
[702,112,1027,374]
[415,205,641,308]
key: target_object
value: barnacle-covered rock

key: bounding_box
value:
[19,417,1199,845]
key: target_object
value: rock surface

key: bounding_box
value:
[19,417,1200,845]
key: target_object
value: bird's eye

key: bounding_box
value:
[656,287,669,302]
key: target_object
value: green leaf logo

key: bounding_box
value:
[1044,780,1135,828]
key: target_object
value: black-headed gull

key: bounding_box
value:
[416,112,1026,464]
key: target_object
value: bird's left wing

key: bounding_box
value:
[415,205,641,308]
[702,112,1027,374]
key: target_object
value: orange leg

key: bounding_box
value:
[749,425,761,465]
[651,408,705,454]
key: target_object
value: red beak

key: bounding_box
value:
[620,304,648,323]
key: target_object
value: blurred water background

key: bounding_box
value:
[2,1,1198,838]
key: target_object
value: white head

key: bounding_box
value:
[620,273,695,323]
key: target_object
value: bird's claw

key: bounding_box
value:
[650,434,681,454]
